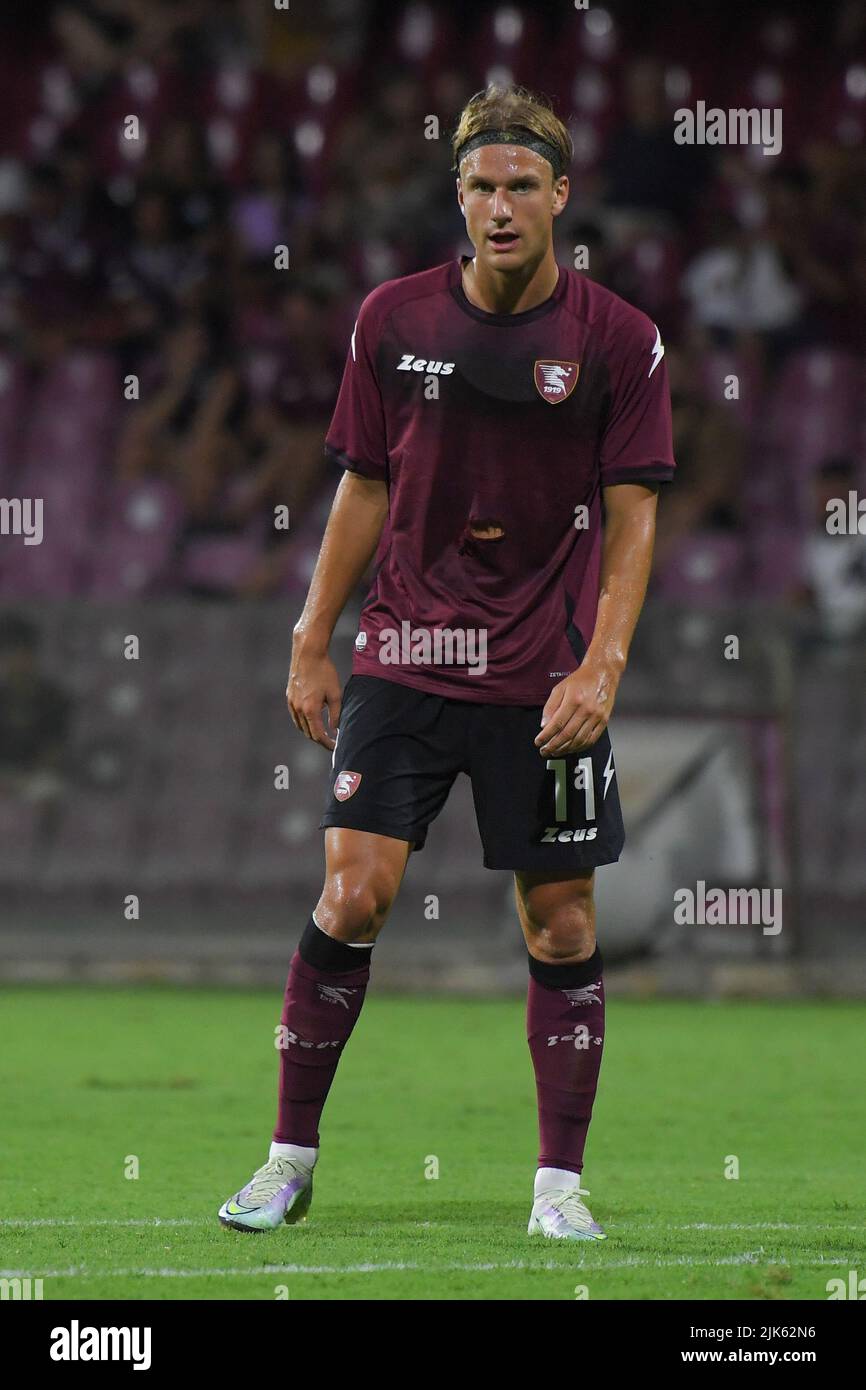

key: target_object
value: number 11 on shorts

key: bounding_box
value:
[546,757,596,824]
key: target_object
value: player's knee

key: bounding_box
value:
[317,874,396,942]
[531,925,595,963]
[523,893,595,962]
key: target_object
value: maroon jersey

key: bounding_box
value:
[324,256,675,704]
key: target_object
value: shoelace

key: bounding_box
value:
[246,1158,305,1205]
[552,1185,595,1229]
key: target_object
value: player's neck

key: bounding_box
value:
[461,251,559,315]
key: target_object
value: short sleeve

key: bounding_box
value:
[324,294,388,482]
[599,314,675,487]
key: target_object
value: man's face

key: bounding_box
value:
[457,144,568,272]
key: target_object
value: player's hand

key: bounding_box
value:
[534,661,619,757]
[286,639,342,751]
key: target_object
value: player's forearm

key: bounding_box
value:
[293,471,389,654]
[584,491,658,678]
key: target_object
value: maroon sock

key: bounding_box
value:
[273,916,372,1147]
[526,947,605,1176]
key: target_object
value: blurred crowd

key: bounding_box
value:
[0,0,864,622]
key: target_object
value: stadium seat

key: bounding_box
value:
[178,518,269,594]
[0,536,82,597]
[35,352,119,420]
[388,3,458,74]
[0,355,30,492]
[766,349,862,457]
[0,794,40,884]
[615,232,682,320]
[140,790,234,888]
[654,534,746,602]
[234,795,324,889]
[468,7,546,91]
[747,526,804,598]
[763,350,864,523]
[42,793,139,889]
[87,479,185,597]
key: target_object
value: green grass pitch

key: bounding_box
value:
[2,986,863,1301]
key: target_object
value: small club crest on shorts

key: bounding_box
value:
[534,359,580,403]
[334,770,362,801]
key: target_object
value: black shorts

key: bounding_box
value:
[319,674,625,872]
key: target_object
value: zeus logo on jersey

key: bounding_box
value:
[540,826,598,843]
[397,354,455,374]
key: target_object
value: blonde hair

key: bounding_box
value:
[451,83,573,180]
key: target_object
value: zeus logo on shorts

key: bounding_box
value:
[397,354,454,374]
[539,826,598,843]
[334,770,362,801]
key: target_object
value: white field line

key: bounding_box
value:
[0,1218,862,1231]
[0,1254,856,1279]
[678,1222,862,1231]
[0,1218,202,1228]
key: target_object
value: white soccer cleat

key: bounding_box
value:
[218,1155,313,1232]
[528,1182,607,1241]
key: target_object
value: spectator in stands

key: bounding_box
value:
[8,161,103,351]
[108,181,209,325]
[52,1,204,84]
[681,200,804,369]
[687,157,864,370]
[145,119,228,253]
[603,57,711,230]
[186,283,339,596]
[759,164,851,358]
[328,69,441,278]
[652,345,744,573]
[801,457,866,641]
[230,132,305,261]
[0,615,72,804]
[116,308,243,514]
[795,144,866,353]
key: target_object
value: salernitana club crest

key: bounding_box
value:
[534,359,580,403]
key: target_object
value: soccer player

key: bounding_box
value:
[219,83,675,1239]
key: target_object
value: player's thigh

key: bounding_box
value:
[314,826,414,942]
